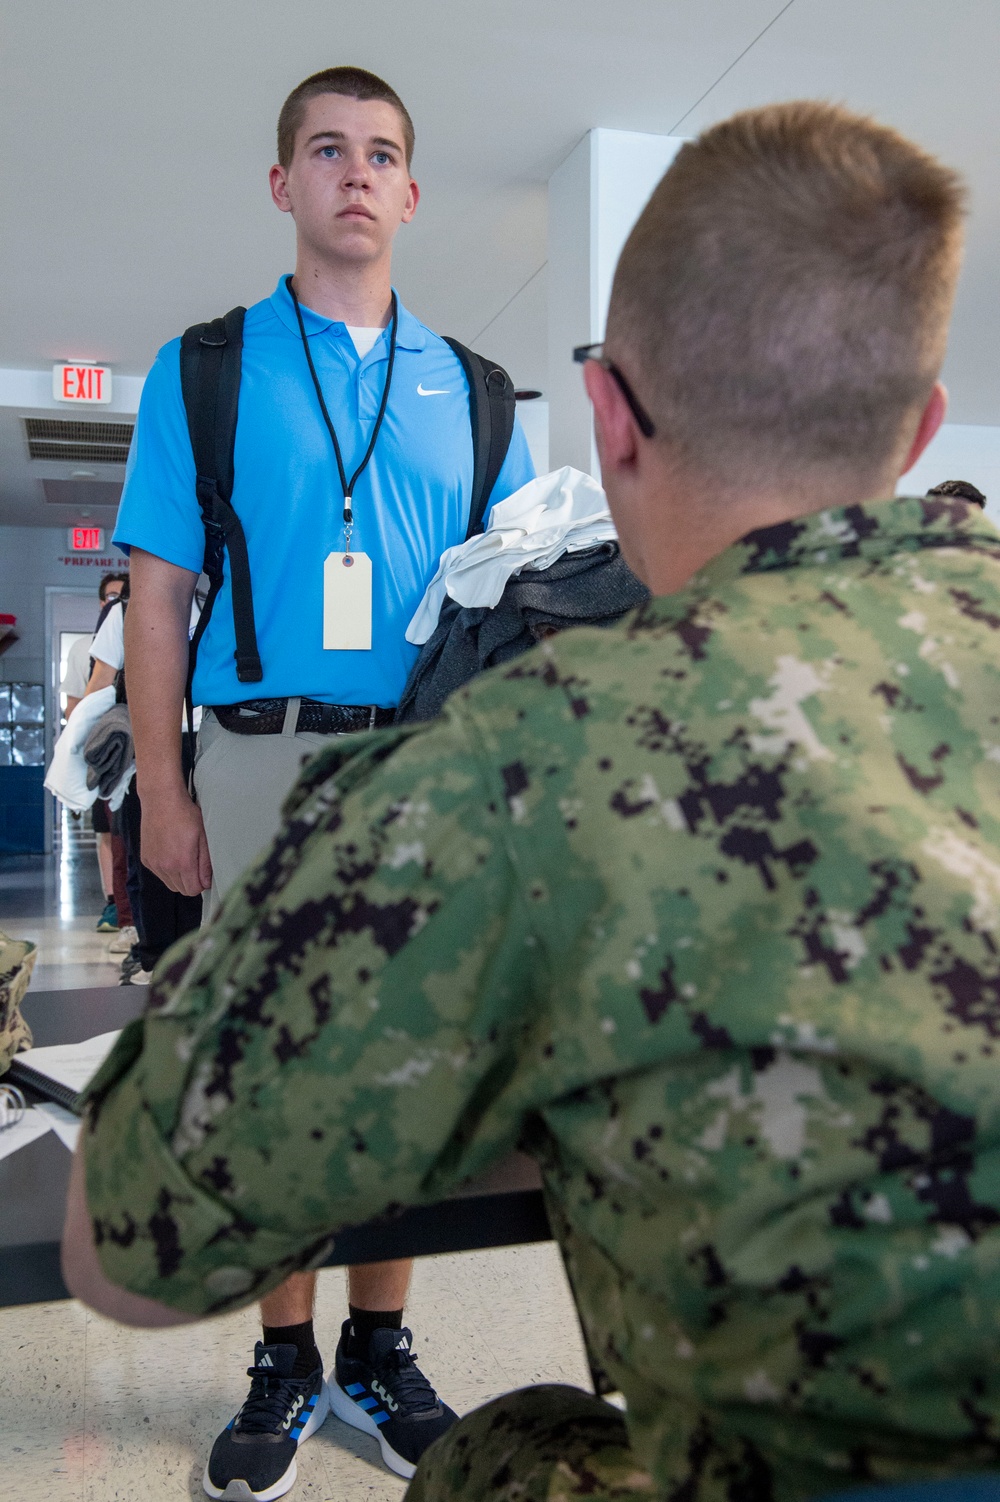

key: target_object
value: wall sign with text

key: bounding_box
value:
[67,527,104,552]
[53,363,113,405]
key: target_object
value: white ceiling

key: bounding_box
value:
[3,0,1000,527]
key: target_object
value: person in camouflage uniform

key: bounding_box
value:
[66,104,1000,1499]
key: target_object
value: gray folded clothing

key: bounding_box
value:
[83,703,134,797]
[396,542,649,724]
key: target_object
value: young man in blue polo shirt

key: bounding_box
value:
[114,66,534,1500]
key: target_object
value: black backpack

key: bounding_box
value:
[178,307,517,698]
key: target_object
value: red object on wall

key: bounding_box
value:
[70,527,103,551]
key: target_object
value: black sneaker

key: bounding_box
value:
[329,1321,457,1479]
[203,1342,329,1501]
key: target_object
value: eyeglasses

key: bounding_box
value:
[572,343,656,439]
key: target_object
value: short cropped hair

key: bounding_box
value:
[927,479,986,508]
[277,67,415,170]
[606,102,966,486]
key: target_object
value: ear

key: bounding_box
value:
[584,361,640,476]
[269,162,292,215]
[899,382,947,476]
[401,177,420,225]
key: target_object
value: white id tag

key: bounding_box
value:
[323,551,372,650]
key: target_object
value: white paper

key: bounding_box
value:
[0,1107,52,1162]
[33,1101,81,1151]
[19,1029,121,1094]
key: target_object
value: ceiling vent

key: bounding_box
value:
[42,479,123,508]
[23,416,134,465]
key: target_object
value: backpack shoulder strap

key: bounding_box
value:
[443,338,517,539]
[179,306,263,686]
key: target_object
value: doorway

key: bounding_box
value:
[43,588,102,853]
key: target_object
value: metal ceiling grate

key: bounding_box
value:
[23,416,133,464]
[42,479,123,507]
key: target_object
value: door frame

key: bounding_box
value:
[43,586,97,854]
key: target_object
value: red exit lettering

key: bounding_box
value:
[70,527,103,551]
[62,366,103,400]
[54,362,111,404]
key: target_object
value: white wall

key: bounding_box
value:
[548,129,686,474]
[0,526,124,683]
[0,368,144,412]
[516,400,549,476]
[898,423,1000,528]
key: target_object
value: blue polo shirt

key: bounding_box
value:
[114,276,535,707]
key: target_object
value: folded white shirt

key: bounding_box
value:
[44,688,117,812]
[407,466,617,646]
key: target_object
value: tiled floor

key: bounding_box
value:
[13,912,123,991]
[2,808,123,990]
[1,1244,590,1501]
[0,810,595,1501]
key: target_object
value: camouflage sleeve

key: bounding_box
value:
[81,709,547,1316]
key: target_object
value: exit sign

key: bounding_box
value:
[69,527,104,551]
[53,363,112,405]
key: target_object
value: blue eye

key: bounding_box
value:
[320,146,339,159]
[373,152,391,166]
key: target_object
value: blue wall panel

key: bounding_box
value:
[0,766,45,853]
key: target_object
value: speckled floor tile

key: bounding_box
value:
[0,1298,88,1500]
[81,1305,260,1411]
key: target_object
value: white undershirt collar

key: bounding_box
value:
[345,326,382,358]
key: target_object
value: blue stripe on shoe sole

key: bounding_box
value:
[202,1383,331,1501]
[328,1378,417,1482]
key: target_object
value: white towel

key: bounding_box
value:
[406,466,616,646]
[44,688,116,812]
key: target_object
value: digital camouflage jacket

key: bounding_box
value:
[84,496,1000,1498]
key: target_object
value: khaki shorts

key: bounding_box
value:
[194,701,338,918]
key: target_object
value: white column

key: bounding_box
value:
[547,129,686,475]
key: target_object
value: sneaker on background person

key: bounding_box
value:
[118,947,141,984]
[118,948,152,986]
[328,1320,457,1480]
[107,924,138,955]
[203,1342,329,1502]
[95,901,118,933]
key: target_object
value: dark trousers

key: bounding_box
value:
[120,773,201,973]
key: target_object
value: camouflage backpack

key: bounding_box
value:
[0,932,35,1074]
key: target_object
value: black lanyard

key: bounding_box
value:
[287,274,398,552]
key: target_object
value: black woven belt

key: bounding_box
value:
[211,698,395,736]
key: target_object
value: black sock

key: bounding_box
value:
[262,1319,322,1378]
[347,1305,403,1357]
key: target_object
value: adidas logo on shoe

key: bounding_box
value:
[203,1341,329,1501]
[330,1320,457,1481]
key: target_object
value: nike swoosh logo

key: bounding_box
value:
[417,383,451,396]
